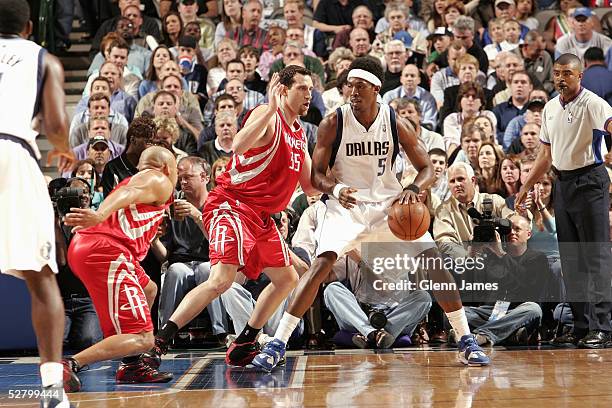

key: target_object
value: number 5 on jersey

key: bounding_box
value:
[377,158,386,176]
[289,152,301,172]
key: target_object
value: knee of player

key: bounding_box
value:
[211,276,233,295]
[138,331,155,351]
[287,268,299,287]
[310,256,335,282]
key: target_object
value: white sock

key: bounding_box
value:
[275,312,300,344]
[257,333,273,347]
[40,362,63,387]
[446,308,471,339]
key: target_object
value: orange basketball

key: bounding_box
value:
[387,201,430,241]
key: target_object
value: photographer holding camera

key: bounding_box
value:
[50,177,102,351]
[450,214,554,346]
[434,162,516,260]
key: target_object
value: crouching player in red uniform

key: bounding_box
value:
[61,146,178,391]
[152,66,319,367]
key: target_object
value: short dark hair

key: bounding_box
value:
[555,53,583,71]
[238,45,261,59]
[91,76,111,90]
[126,116,157,147]
[347,56,385,85]
[215,93,236,109]
[428,148,447,159]
[227,59,245,70]
[154,89,178,104]
[584,47,605,63]
[108,38,129,53]
[278,65,312,88]
[88,93,110,108]
[456,81,485,112]
[0,0,29,35]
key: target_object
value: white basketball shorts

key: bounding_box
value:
[0,140,57,278]
[314,197,436,260]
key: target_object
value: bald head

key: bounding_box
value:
[555,53,583,72]
[138,146,177,172]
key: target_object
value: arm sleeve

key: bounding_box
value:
[588,96,612,132]
[539,105,551,144]
[313,0,328,24]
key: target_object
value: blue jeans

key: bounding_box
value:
[323,282,432,340]
[464,302,542,345]
[220,282,304,336]
[159,261,228,335]
[63,296,103,351]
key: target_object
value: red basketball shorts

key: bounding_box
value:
[68,233,153,338]
[203,191,291,279]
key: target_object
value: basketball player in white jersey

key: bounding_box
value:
[0,1,76,406]
[253,57,490,372]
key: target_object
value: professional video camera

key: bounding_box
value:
[48,178,90,218]
[467,198,512,242]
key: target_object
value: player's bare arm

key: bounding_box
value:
[232,73,284,154]
[298,152,319,196]
[65,170,173,231]
[41,52,75,172]
[396,116,434,205]
[311,112,357,209]
[516,143,552,207]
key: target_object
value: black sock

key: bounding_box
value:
[367,331,378,344]
[235,324,260,344]
[157,321,179,343]
[121,355,140,364]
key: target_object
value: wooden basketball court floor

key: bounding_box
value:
[1,346,611,407]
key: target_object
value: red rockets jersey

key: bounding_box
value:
[76,172,173,261]
[215,107,306,215]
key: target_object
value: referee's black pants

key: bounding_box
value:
[554,164,612,333]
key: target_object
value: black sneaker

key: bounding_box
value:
[550,331,581,348]
[144,337,169,369]
[577,330,612,349]
[225,340,259,367]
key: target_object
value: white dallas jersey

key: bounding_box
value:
[0,37,46,158]
[330,103,402,202]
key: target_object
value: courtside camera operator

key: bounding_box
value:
[49,177,102,350]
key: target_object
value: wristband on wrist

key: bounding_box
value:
[333,183,348,199]
[403,184,420,194]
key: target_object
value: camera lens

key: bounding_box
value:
[368,310,387,330]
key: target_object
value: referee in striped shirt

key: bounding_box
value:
[517,53,612,349]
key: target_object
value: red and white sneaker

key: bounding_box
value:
[115,361,173,384]
[61,358,82,393]
[225,340,259,367]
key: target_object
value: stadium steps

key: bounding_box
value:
[38,21,92,178]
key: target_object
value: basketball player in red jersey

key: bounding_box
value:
[60,146,178,391]
[254,57,490,371]
[152,66,319,367]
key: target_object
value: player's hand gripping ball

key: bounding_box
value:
[387,200,430,241]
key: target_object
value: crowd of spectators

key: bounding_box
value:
[50,0,612,350]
